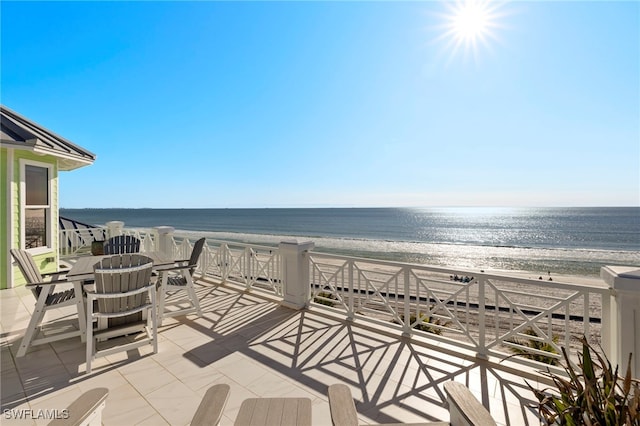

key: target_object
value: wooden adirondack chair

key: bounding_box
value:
[190,384,231,426]
[103,235,140,255]
[85,254,157,373]
[10,249,86,357]
[327,382,496,426]
[48,388,109,426]
[157,237,205,324]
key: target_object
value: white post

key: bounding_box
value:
[106,221,124,238]
[279,240,315,310]
[403,267,411,336]
[477,277,487,359]
[154,226,175,258]
[601,265,640,378]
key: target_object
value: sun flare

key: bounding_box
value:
[451,1,491,43]
[434,0,505,63]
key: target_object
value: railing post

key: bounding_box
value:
[244,247,252,289]
[348,260,355,320]
[154,226,175,258]
[106,221,124,238]
[600,287,613,361]
[403,266,412,336]
[278,240,315,310]
[601,266,640,378]
[477,277,488,359]
[221,243,229,281]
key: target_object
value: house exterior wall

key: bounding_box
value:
[1,147,59,289]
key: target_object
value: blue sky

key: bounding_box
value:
[2,1,638,208]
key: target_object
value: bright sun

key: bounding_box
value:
[435,0,504,63]
[451,1,490,43]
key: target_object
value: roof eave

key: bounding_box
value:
[1,105,97,163]
[57,156,94,171]
[1,139,96,171]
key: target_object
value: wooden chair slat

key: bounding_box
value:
[190,384,230,426]
[86,254,156,373]
[47,388,109,426]
[103,236,141,255]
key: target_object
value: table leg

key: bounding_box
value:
[158,272,168,326]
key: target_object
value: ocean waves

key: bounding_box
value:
[172,228,640,277]
[61,207,640,278]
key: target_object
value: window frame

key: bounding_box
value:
[19,159,54,255]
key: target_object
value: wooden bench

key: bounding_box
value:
[328,383,496,426]
[48,388,108,426]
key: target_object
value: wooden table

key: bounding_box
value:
[66,252,178,334]
[67,252,176,282]
[234,398,312,426]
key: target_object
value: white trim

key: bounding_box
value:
[33,146,94,164]
[18,159,54,253]
[6,149,15,288]
[27,246,54,256]
[1,140,94,170]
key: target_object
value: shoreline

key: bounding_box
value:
[175,229,637,268]
[146,227,636,281]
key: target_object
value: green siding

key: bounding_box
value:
[2,149,59,289]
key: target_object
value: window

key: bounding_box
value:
[21,162,53,251]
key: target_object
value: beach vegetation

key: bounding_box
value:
[313,291,337,307]
[507,327,561,366]
[397,309,450,335]
[528,335,640,425]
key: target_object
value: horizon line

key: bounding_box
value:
[60,205,640,210]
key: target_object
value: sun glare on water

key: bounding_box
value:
[435,0,505,63]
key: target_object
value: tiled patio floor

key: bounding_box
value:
[1,278,545,425]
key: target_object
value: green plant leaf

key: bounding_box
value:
[582,338,595,381]
[528,335,640,426]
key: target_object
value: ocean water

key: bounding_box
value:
[60,207,640,277]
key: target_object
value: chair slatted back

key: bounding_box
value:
[93,254,153,327]
[188,238,206,276]
[103,235,141,255]
[10,249,45,298]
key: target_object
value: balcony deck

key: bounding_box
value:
[1,277,545,425]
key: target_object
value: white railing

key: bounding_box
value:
[59,227,107,257]
[164,234,283,295]
[122,228,159,252]
[64,221,636,373]
[59,223,159,258]
[307,251,610,368]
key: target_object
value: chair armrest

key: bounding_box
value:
[48,387,108,426]
[159,262,196,272]
[153,259,190,272]
[443,382,497,426]
[42,272,68,283]
[190,383,230,426]
[328,384,359,426]
[25,278,71,288]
